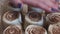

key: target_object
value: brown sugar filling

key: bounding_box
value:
[27,27,45,34]
[5,11,19,21]
[52,26,60,34]
[4,26,22,34]
[48,14,60,24]
[29,12,42,21]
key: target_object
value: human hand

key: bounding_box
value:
[22,0,59,12]
[10,0,59,12]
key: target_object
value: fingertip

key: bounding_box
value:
[18,3,22,8]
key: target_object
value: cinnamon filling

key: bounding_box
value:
[29,12,42,21]
[5,11,19,21]
[4,26,21,34]
[52,26,60,34]
[27,27,45,34]
[48,14,60,24]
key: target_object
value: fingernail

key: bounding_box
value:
[18,3,22,8]
[51,8,58,12]
[55,0,59,2]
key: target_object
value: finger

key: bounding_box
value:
[51,0,58,3]
[43,0,56,7]
[12,0,23,4]
[37,0,59,12]
[42,0,58,10]
[38,2,52,12]
[50,0,59,9]
[36,0,58,10]
[22,0,41,7]
[22,0,59,12]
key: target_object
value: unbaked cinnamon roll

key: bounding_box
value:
[25,11,43,25]
[29,11,41,21]
[2,11,22,25]
[23,11,44,29]
[25,25,47,34]
[48,23,60,34]
[46,13,60,24]
[3,25,22,34]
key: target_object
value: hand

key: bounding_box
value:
[22,0,59,12]
[10,0,59,12]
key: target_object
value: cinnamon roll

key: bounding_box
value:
[48,23,60,34]
[25,25,47,34]
[3,25,22,34]
[24,11,44,29]
[46,13,60,24]
[2,11,22,25]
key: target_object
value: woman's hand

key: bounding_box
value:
[10,0,59,12]
[22,0,59,12]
